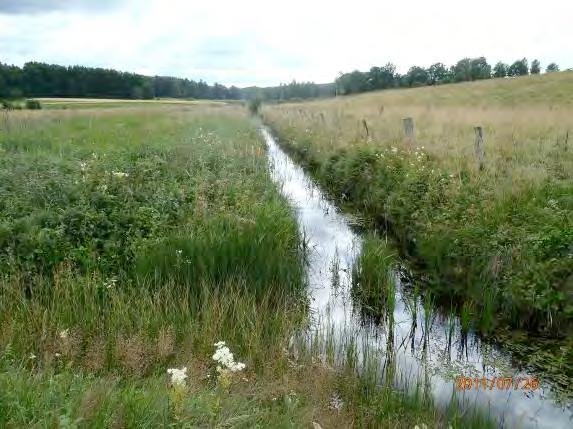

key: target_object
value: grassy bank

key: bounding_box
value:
[0,105,490,427]
[262,73,573,392]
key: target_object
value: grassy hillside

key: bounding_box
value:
[263,72,573,337]
[334,71,573,106]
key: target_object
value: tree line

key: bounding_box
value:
[0,62,243,100]
[0,58,565,102]
[0,61,335,102]
[336,58,562,95]
[242,81,335,101]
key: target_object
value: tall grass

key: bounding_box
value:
[0,104,496,427]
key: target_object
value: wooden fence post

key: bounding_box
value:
[474,126,485,170]
[403,117,414,145]
[2,110,9,133]
[362,119,369,138]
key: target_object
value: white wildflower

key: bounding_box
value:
[79,162,87,171]
[328,393,344,412]
[212,342,245,373]
[547,199,558,209]
[176,249,182,256]
[112,171,129,178]
[391,146,398,153]
[167,367,188,387]
[104,276,117,289]
[29,353,36,360]
[55,353,61,358]
[59,329,69,339]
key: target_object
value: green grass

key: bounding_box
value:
[351,236,397,323]
[0,105,494,427]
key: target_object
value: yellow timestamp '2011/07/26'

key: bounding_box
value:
[455,376,539,391]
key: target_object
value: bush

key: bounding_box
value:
[25,99,42,110]
[1,100,15,110]
[247,98,262,115]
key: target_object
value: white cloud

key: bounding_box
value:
[1,0,571,86]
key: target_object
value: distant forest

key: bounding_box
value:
[0,61,333,101]
[335,57,562,95]
[0,58,564,102]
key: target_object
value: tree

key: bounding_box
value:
[508,58,529,76]
[530,59,541,74]
[367,63,396,90]
[493,62,508,78]
[427,63,448,85]
[470,57,492,80]
[452,58,472,82]
[335,70,370,95]
[405,66,429,87]
[546,63,560,73]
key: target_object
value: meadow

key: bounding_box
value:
[0,103,491,427]
[262,73,573,385]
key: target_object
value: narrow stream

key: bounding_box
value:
[262,127,572,428]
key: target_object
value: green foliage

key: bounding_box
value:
[427,63,449,85]
[405,66,429,87]
[1,99,17,110]
[336,70,371,94]
[0,109,304,298]
[266,121,573,336]
[530,59,541,74]
[0,106,497,428]
[351,236,396,322]
[452,58,473,82]
[24,99,41,109]
[0,60,333,102]
[493,62,508,78]
[369,63,398,88]
[470,57,492,80]
[0,61,241,100]
[243,81,335,101]
[247,97,262,115]
[508,58,529,76]
[546,62,560,73]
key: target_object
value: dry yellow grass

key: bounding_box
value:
[263,73,573,192]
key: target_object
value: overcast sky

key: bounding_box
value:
[1,0,571,87]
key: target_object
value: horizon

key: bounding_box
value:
[1,0,571,87]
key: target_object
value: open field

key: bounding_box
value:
[0,104,490,427]
[262,73,573,378]
[35,97,235,110]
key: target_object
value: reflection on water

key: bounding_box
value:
[262,127,573,429]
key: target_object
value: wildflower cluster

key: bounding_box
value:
[167,367,188,387]
[166,366,188,420]
[212,341,246,373]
